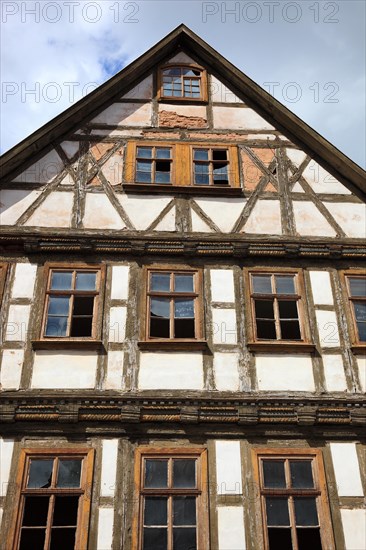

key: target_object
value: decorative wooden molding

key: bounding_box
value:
[0,397,364,427]
[1,233,365,259]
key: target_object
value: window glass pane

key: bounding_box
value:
[163,85,172,95]
[151,298,170,318]
[212,150,227,161]
[280,320,301,340]
[175,274,194,293]
[164,68,181,76]
[156,148,171,159]
[45,316,68,337]
[73,296,94,316]
[294,498,319,526]
[22,496,49,526]
[173,459,196,488]
[174,299,194,318]
[182,68,197,76]
[144,460,168,488]
[267,529,292,550]
[75,272,96,290]
[255,300,274,319]
[50,271,72,290]
[252,275,272,294]
[290,461,314,488]
[19,529,46,550]
[27,459,53,488]
[266,497,290,526]
[173,89,182,97]
[194,149,209,161]
[48,296,70,316]
[278,300,298,319]
[276,275,296,294]
[143,528,167,550]
[136,171,152,183]
[263,461,286,488]
[354,302,366,322]
[137,147,152,158]
[213,164,229,185]
[173,497,196,525]
[297,528,322,550]
[151,273,170,292]
[256,320,276,339]
[173,528,197,550]
[57,459,82,488]
[144,497,167,526]
[194,170,210,185]
[356,321,366,342]
[53,496,79,525]
[349,278,366,296]
[50,528,76,550]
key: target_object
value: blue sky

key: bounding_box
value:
[1,1,365,167]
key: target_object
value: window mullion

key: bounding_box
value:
[44,494,55,550]
[274,297,281,339]
[289,496,299,550]
[67,294,74,337]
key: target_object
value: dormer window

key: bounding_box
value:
[158,65,207,101]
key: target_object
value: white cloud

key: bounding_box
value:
[1,1,365,167]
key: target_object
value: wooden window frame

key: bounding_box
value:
[157,64,208,103]
[339,270,366,354]
[32,263,105,350]
[244,268,315,353]
[7,448,94,550]
[132,447,209,550]
[124,141,241,196]
[0,262,9,306]
[138,265,206,350]
[252,448,335,550]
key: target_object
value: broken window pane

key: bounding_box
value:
[150,298,170,338]
[212,150,227,161]
[296,528,322,550]
[73,296,94,316]
[174,299,195,338]
[27,459,53,489]
[50,528,76,550]
[267,529,292,550]
[19,529,46,550]
[256,320,276,339]
[280,320,301,340]
[255,300,274,319]
[22,496,49,526]
[278,301,298,319]
[53,496,79,525]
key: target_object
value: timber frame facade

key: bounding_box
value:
[0,25,365,550]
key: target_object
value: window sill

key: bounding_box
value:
[350,345,366,355]
[138,340,208,351]
[247,341,316,353]
[158,97,208,105]
[32,340,105,351]
[122,184,243,197]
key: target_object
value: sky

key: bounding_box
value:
[1,0,365,167]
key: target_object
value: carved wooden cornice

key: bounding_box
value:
[0,234,365,260]
[1,396,365,426]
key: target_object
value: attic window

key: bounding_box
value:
[159,65,207,101]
